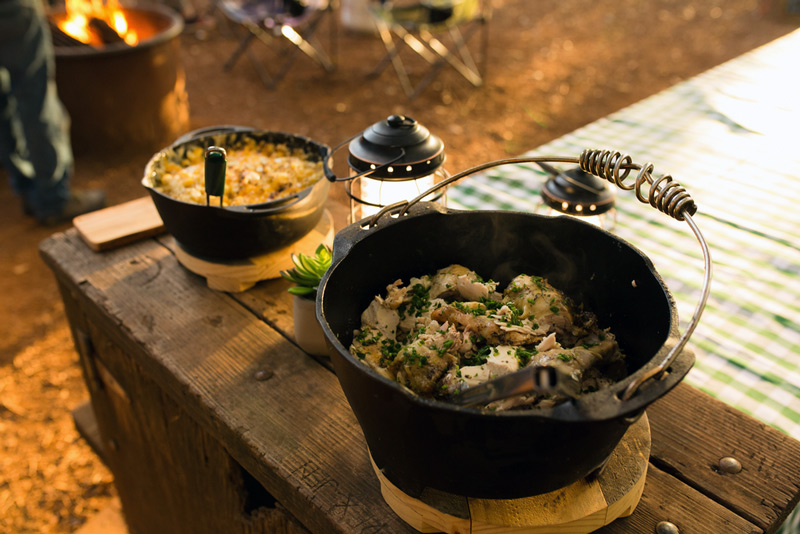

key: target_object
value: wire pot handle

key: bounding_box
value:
[369,148,712,401]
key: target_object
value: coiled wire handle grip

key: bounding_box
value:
[370,149,712,401]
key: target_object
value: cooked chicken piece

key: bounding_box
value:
[394,345,458,395]
[350,326,394,380]
[361,298,400,340]
[429,264,500,301]
[458,346,520,387]
[456,274,497,301]
[429,264,473,299]
[384,276,433,308]
[537,332,558,352]
[578,330,627,380]
[432,303,545,346]
[397,297,447,338]
[489,304,547,345]
[531,344,608,384]
[431,303,502,344]
[416,321,464,354]
[382,279,408,309]
[580,329,620,359]
[504,274,574,338]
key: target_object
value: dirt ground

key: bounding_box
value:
[1,0,798,531]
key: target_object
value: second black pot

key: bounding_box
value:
[142,127,330,260]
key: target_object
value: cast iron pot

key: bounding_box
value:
[317,199,698,500]
[142,126,330,260]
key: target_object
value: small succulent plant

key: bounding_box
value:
[280,244,332,297]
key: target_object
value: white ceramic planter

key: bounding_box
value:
[292,294,329,356]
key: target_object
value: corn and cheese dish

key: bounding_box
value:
[152,138,323,206]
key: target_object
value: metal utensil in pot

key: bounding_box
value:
[451,365,580,407]
[204,146,226,207]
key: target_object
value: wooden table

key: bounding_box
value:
[41,222,800,534]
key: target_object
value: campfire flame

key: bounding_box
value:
[58,0,139,47]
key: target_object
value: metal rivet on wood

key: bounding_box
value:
[655,520,679,534]
[254,369,274,381]
[719,456,743,474]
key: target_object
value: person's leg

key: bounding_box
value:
[0,2,39,202]
[0,0,73,219]
[0,0,105,224]
[0,66,33,200]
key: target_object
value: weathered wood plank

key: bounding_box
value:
[647,383,800,532]
[41,231,415,534]
[158,234,333,369]
[66,296,310,534]
[156,236,294,333]
[599,464,760,534]
[233,277,295,341]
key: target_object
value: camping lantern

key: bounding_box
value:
[537,162,617,230]
[324,115,449,222]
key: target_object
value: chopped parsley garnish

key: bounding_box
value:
[453,301,487,316]
[557,353,573,362]
[463,345,492,366]
[398,283,431,319]
[478,297,503,311]
[355,329,383,345]
[515,347,535,367]
[504,303,524,326]
[403,347,428,367]
[379,339,403,363]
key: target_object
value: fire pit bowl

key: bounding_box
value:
[50,3,188,154]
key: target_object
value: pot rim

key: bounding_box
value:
[317,203,694,422]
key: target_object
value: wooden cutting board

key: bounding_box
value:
[73,196,165,252]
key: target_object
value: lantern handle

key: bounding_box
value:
[368,149,711,403]
[322,131,406,183]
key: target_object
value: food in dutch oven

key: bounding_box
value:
[350,264,626,410]
[151,137,323,206]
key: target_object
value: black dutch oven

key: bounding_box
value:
[316,149,711,500]
[142,126,330,260]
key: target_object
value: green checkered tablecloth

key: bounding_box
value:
[448,29,800,530]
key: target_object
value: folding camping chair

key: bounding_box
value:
[368,0,490,99]
[218,0,336,89]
